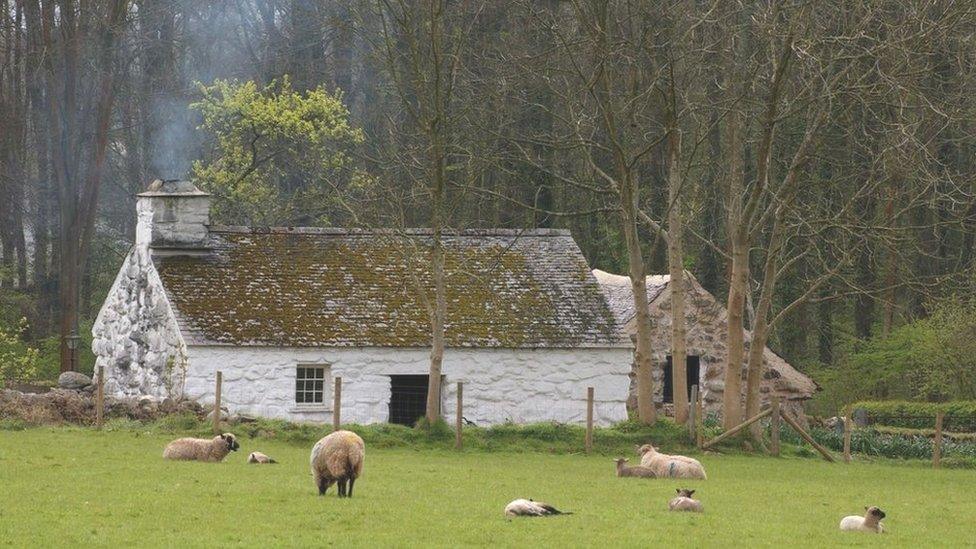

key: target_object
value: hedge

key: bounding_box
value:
[849,401,976,432]
[780,425,976,462]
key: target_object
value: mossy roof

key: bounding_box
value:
[154,228,624,348]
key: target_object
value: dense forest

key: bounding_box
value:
[1,1,975,419]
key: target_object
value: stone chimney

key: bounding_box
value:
[136,179,211,251]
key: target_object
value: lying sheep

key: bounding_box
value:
[637,444,707,480]
[310,430,365,497]
[668,488,703,512]
[504,499,571,517]
[614,458,656,478]
[163,433,240,462]
[247,451,276,464]
[840,506,886,533]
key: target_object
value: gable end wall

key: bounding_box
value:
[91,244,187,398]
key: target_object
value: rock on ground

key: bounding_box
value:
[58,371,92,390]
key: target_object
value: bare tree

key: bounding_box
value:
[34,0,129,371]
[367,0,485,423]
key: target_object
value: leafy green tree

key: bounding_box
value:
[191,78,366,226]
[812,296,976,412]
[0,319,39,386]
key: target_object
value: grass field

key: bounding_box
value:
[1,428,974,547]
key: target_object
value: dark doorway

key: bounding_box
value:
[663,356,701,404]
[389,375,429,426]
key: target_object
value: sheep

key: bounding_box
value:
[668,488,704,512]
[613,458,657,478]
[839,506,886,533]
[247,451,276,464]
[310,430,365,497]
[504,499,571,518]
[637,444,707,480]
[163,433,240,462]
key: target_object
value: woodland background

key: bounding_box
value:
[1,1,975,417]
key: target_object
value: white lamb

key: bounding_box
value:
[637,444,707,480]
[668,488,703,512]
[839,506,886,533]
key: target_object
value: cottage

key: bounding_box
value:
[592,269,817,419]
[92,180,632,426]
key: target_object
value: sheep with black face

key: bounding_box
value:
[163,433,240,462]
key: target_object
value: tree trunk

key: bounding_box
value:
[620,172,656,425]
[817,285,834,364]
[667,131,688,424]
[722,234,748,428]
[881,185,897,337]
[853,243,874,339]
[426,232,446,423]
[744,214,786,438]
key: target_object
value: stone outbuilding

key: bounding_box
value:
[592,269,817,419]
[92,180,632,426]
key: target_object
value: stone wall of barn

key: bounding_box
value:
[181,345,633,426]
[637,281,809,420]
[90,201,188,399]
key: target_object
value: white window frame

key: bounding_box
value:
[292,364,332,412]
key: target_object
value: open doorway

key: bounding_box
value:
[663,355,701,404]
[388,375,429,426]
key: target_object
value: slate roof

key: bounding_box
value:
[153,227,624,348]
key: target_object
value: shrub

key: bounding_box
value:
[780,424,976,460]
[850,401,976,432]
[0,319,39,385]
[942,456,976,470]
[812,298,976,413]
[153,413,206,433]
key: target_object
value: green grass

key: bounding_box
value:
[1,428,975,547]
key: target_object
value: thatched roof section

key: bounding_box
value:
[592,269,817,399]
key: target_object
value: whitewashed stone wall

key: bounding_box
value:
[183,345,632,426]
[91,200,188,398]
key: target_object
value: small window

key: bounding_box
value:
[296,366,329,405]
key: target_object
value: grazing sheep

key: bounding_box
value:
[613,458,657,478]
[668,488,704,512]
[840,506,886,533]
[637,444,707,480]
[247,451,276,464]
[310,430,365,497]
[504,499,571,518]
[163,433,240,462]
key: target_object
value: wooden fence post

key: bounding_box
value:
[770,396,780,457]
[332,377,342,431]
[585,387,594,454]
[455,382,463,451]
[213,371,222,435]
[688,385,699,442]
[934,411,944,469]
[843,408,852,463]
[95,366,105,429]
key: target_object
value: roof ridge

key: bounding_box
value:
[209,226,571,237]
